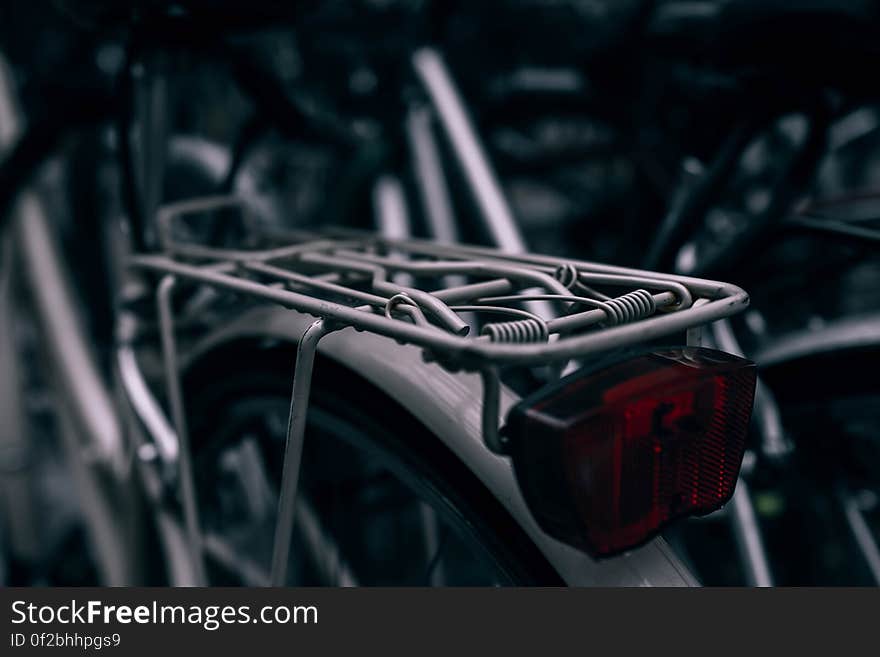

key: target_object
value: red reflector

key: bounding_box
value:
[505,347,757,558]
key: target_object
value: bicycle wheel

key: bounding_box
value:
[184,340,562,586]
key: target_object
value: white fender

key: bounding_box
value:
[186,306,698,586]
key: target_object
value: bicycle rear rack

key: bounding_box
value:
[127,195,750,585]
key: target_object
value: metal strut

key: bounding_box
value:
[270,318,337,585]
[157,275,207,585]
[480,367,504,454]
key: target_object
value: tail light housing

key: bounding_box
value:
[505,347,757,558]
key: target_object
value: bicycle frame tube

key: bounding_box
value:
[753,312,880,367]
[413,48,525,254]
[0,50,141,584]
[12,192,138,585]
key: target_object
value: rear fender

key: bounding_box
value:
[183,306,697,586]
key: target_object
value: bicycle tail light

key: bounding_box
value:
[505,347,757,558]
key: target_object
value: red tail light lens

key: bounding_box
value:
[506,347,757,558]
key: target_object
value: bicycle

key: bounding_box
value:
[0,1,767,586]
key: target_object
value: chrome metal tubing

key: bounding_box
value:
[730,478,774,587]
[405,104,459,244]
[270,318,336,586]
[157,276,207,585]
[838,488,880,585]
[413,48,525,253]
[480,367,504,453]
[131,250,748,368]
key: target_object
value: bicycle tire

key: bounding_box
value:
[183,339,563,586]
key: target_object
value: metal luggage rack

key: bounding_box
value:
[127,195,750,584]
